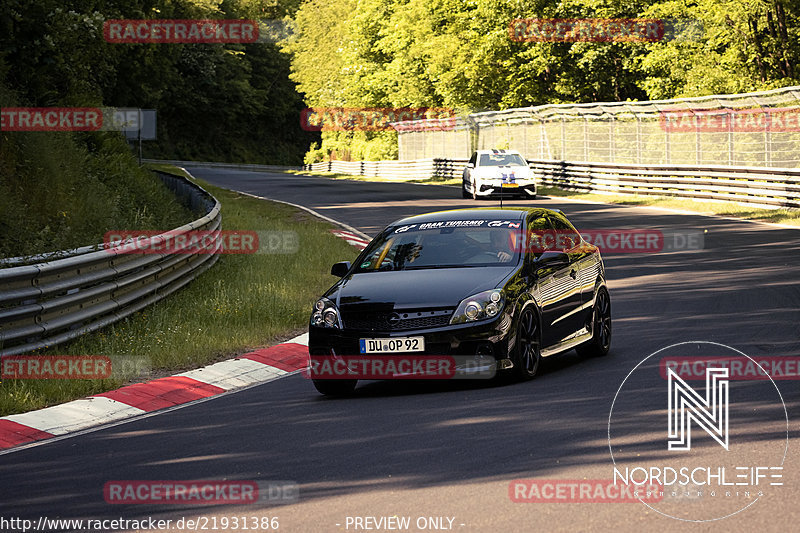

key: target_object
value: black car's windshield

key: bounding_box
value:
[355,220,524,272]
[479,153,527,166]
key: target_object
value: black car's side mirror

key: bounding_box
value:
[534,251,570,270]
[466,163,475,169]
[330,261,351,277]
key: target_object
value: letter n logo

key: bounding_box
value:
[667,367,729,451]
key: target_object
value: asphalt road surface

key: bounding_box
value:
[2,168,798,533]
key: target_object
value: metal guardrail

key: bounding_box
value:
[528,160,800,209]
[306,157,800,209]
[303,159,438,180]
[0,171,221,357]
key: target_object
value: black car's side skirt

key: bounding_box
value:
[541,328,592,358]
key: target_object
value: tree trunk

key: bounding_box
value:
[748,17,768,82]
[774,1,793,78]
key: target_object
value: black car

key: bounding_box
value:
[308,207,611,395]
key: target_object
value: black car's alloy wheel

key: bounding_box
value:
[577,287,611,357]
[514,307,541,379]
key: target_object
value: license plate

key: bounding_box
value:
[359,337,425,354]
[501,183,519,188]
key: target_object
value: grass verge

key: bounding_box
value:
[293,169,800,226]
[0,130,194,259]
[0,167,359,416]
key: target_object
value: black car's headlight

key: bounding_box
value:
[450,289,505,324]
[311,297,341,328]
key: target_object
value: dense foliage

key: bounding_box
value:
[1,0,317,164]
[287,0,800,161]
[1,1,318,256]
[2,0,798,169]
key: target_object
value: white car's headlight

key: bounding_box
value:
[311,297,341,328]
[450,289,505,324]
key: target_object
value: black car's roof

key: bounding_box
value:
[391,207,559,226]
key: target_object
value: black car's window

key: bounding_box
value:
[478,153,527,167]
[548,213,582,252]
[525,215,553,255]
[355,220,523,272]
[468,152,477,165]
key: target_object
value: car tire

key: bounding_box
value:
[462,181,470,198]
[472,180,478,201]
[313,379,357,396]
[513,306,541,380]
[576,287,611,357]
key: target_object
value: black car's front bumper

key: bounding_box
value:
[308,315,515,379]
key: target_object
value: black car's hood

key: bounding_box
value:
[329,267,517,310]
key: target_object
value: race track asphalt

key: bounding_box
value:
[1,168,798,532]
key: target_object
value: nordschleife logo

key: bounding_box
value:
[608,341,788,522]
[667,366,729,451]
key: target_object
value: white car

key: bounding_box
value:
[462,149,537,200]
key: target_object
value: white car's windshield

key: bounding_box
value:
[479,153,527,166]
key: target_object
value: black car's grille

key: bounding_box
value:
[342,309,454,331]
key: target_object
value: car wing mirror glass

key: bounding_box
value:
[330,261,352,277]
